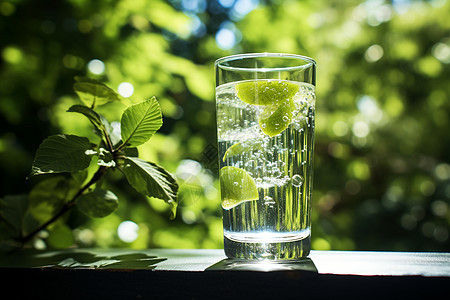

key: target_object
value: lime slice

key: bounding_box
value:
[236,80,299,106]
[220,166,259,209]
[258,98,295,137]
[222,139,265,162]
[236,80,299,136]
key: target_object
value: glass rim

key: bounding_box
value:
[215,52,316,72]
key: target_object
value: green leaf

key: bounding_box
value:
[77,189,119,218]
[29,134,95,177]
[29,176,79,223]
[73,77,122,108]
[122,157,178,219]
[120,97,163,148]
[67,105,114,148]
[74,76,103,84]
[71,153,101,186]
[72,168,89,186]
[124,147,139,157]
[0,195,29,238]
[47,224,74,249]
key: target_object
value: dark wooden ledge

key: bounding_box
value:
[1,249,449,299]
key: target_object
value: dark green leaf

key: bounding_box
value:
[72,150,104,186]
[74,76,105,85]
[72,168,89,185]
[0,194,29,238]
[120,97,162,148]
[122,157,178,219]
[124,147,139,157]
[29,134,95,177]
[67,105,114,149]
[77,189,119,218]
[29,176,79,223]
[73,77,121,108]
[47,224,74,249]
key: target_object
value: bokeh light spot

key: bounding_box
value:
[352,121,370,138]
[216,27,236,50]
[118,82,134,98]
[432,41,450,64]
[332,121,349,137]
[365,44,384,62]
[87,59,105,75]
[117,221,139,243]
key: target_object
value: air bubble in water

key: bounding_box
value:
[264,196,275,205]
[245,160,254,167]
[292,174,304,187]
[272,168,281,178]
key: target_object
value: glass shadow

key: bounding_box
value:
[206,257,317,273]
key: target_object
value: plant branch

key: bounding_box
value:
[103,129,114,153]
[19,166,109,246]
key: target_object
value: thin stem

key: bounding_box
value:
[19,166,109,246]
[103,129,114,153]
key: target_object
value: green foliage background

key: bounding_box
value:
[1,0,449,251]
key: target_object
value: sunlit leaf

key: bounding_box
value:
[120,97,162,148]
[73,76,122,108]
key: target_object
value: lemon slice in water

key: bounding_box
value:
[220,166,259,209]
[258,98,295,137]
[236,80,299,136]
[222,138,265,161]
[236,80,299,106]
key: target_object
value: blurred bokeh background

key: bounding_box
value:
[1,0,449,251]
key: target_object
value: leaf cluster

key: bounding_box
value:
[0,78,178,249]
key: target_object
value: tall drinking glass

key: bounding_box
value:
[215,53,316,260]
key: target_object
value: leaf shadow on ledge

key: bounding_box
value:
[0,249,167,270]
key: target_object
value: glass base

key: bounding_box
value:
[224,234,311,260]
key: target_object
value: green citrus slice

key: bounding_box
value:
[220,166,259,209]
[222,138,265,162]
[258,98,295,137]
[236,80,299,106]
[236,80,299,136]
